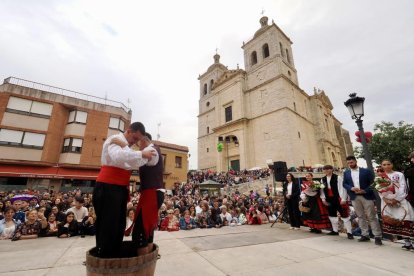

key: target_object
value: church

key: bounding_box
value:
[197,16,353,171]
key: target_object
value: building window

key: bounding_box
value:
[207,126,209,134]
[0,129,45,149]
[203,84,208,95]
[62,138,83,153]
[68,110,88,124]
[225,106,232,122]
[286,49,290,63]
[262,43,270,58]
[6,96,53,118]
[298,131,301,139]
[175,156,182,168]
[207,148,209,153]
[109,117,125,131]
[279,42,284,57]
[210,79,214,91]
[288,70,291,76]
[206,101,210,107]
[251,51,258,65]
[293,102,296,111]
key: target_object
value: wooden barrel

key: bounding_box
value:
[86,241,159,276]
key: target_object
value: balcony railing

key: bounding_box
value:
[3,77,130,113]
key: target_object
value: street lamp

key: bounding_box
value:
[344,93,374,172]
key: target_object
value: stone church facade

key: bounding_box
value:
[197,16,353,171]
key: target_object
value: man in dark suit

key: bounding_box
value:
[343,156,382,245]
[404,152,414,208]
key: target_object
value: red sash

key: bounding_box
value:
[96,166,131,186]
[327,188,334,197]
[124,188,158,238]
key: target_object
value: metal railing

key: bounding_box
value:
[3,77,130,113]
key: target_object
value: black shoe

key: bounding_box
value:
[347,233,354,240]
[81,235,85,238]
[314,229,322,234]
[375,237,383,246]
[402,244,413,250]
[327,231,339,236]
[309,228,317,233]
[358,236,370,242]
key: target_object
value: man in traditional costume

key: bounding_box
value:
[320,165,353,239]
[93,122,155,258]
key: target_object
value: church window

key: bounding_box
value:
[279,43,284,57]
[288,70,291,77]
[262,43,270,58]
[207,126,209,134]
[293,102,296,111]
[210,79,214,91]
[206,101,210,107]
[225,106,232,122]
[251,51,258,65]
[286,49,291,63]
[207,148,209,153]
[203,84,207,95]
[298,131,301,139]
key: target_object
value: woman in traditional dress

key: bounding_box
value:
[379,159,414,250]
[300,173,331,233]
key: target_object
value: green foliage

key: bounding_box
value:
[217,142,224,152]
[355,121,414,170]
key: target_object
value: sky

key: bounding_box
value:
[0,0,413,169]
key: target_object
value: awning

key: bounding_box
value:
[0,164,99,180]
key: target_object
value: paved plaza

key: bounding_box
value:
[0,223,413,276]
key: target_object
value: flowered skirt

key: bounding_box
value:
[381,200,414,239]
[302,195,331,229]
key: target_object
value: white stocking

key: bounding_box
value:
[329,216,338,232]
[342,217,352,234]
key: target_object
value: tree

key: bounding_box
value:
[355,121,414,171]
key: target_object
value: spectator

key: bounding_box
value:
[238,207,247,225]
[66,196,88,223]
[0,207,20,239]
[12,200,25,223]
[126,208,135,236]
[58,211,78,238]
[196,201,212,228]
[12,209,48,241]
[160,209,179,231]
[46,213,58,236]
[179,210,197,230]
[82,207,96,236]
[51,206,65,223]
[257,205,269,224]
[219,206,232,226]
[0,201,4,220]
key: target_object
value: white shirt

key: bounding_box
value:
[101,133,148,170]
[287,182,293,196]
[320,175,347,200]
[66,206,88,223]
[143,143,159,166]
[351,167,360,189]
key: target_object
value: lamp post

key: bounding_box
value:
[344,93,374,172]
[344,93,382,219]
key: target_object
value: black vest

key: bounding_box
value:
[139,145,164,190]
[322,174,339,198]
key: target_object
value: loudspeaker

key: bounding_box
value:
[274,161,287,182]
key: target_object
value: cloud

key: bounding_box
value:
[0,0,413,170]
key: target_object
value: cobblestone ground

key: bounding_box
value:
[1,224,413,275]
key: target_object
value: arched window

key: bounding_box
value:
[286,49,290,63]
[203,83,207,95]
[210,79,214,91]
[262,43,269,58]
[279,42,284,57]
[251,51,258,65]
[293,102,296,111]
[207,126,209,134]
